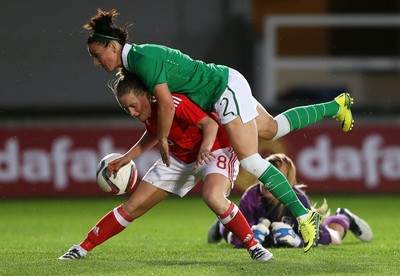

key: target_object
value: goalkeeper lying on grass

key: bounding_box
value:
[208,153,373,248]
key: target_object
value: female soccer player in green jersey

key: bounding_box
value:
[83,8,354,253]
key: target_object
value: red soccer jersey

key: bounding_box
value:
[146,94,230,163]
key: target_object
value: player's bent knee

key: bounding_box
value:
[202,193,231,215]
[240,153,270,179]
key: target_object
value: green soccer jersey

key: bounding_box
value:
[122,44,229,111]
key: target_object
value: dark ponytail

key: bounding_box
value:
[83,8,130,45]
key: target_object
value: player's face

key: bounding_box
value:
[118,92,152,122]
[88,42,122,72]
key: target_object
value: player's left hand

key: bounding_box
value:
[194,149,216,169]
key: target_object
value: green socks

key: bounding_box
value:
[258,164,308,218]
[283,101,339,131]
[257,100,341,217]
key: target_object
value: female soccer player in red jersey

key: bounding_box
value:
[81,8,355,252]
[59,72,273,261]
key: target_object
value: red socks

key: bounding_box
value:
[79,202,256,251]
[80,205,133,251]
[218,202,258,249]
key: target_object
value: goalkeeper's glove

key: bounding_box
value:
[251,219,271,243]
[271,222,302,247]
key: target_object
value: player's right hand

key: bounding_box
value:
[158,139,170,167]
[251,219,271,243]
[108,156,130,178]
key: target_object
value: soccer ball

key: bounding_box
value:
[96,153,138,195]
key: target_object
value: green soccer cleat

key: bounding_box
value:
[333,93,354,132]
[299,210,321,253]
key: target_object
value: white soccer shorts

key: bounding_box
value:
[214,68,259,125]
[142,147,239,197]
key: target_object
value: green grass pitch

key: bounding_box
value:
[0,194,399,275]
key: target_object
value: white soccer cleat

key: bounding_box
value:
[336,208,373,242]
[248,243,274,261]
[58,245,87,260]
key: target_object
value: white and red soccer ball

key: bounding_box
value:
[96,153,138,195]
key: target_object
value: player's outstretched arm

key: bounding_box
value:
[108,131,157,177]
[154,83,175,167]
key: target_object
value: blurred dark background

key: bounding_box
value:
[2,0,400,197]
[2,0,400,119]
